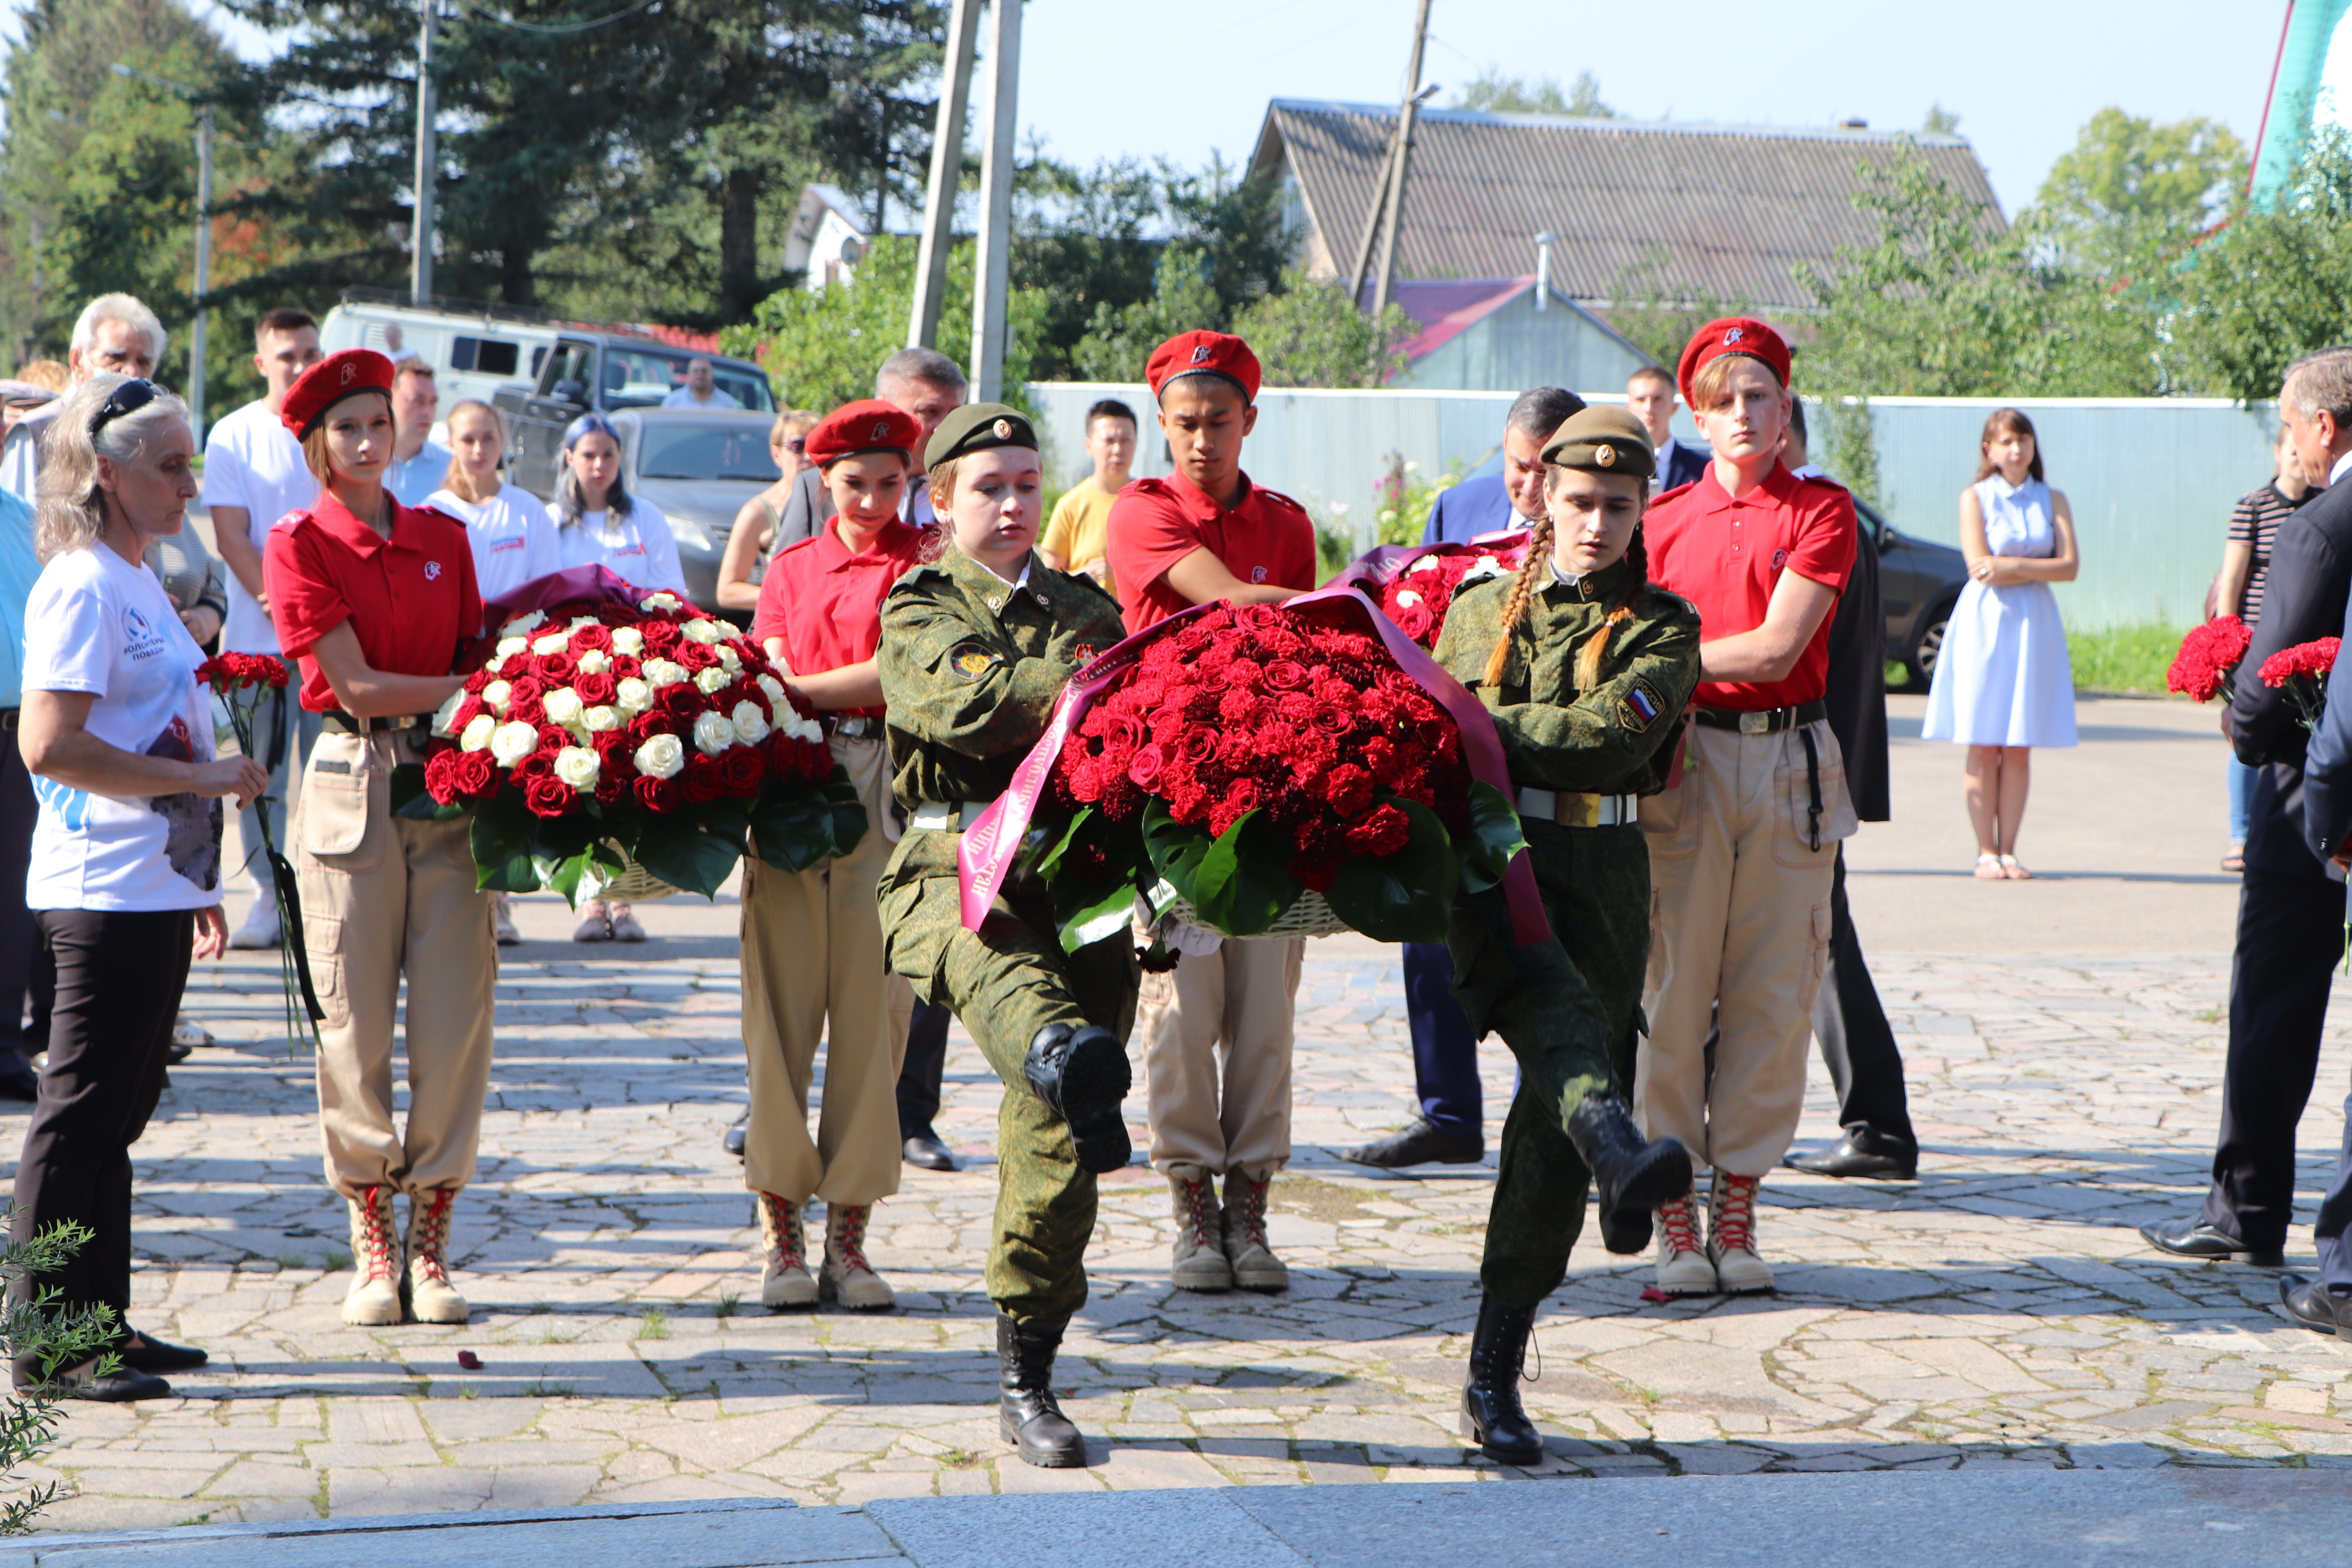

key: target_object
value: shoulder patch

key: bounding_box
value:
[949,643,1001,680]
[1616,676,1670,734]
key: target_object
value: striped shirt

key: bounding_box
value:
[2228,482,2310,625]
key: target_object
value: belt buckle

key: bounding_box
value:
[1739,710,1771,735]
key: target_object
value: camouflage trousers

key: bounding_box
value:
[878,830,1140,1323]
[1447,820,1651,1310]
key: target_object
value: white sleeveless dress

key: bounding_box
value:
[1922,475,2077,748]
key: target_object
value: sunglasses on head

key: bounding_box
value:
[89,378,160,437]
[782,437,807,455]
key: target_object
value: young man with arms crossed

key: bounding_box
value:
[1105,330,1317,1295]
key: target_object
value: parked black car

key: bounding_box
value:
[1864,496,1968,685]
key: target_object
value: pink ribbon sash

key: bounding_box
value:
[956,588,1551,947]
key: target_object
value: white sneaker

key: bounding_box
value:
[1653,1191,1715,1295]
[1708,1171,1775,1294]
[230,898,281,950]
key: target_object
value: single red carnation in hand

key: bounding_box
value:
[2168,617,2254,703]
[2259,636,2343,688]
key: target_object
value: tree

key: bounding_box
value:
[2170,129,2352,404]
[1922,103,1961,136]
[2033,107,2247,276]
[1452,68,1612,119]
[1601,246,1748,369]
[1232,272,1413,388]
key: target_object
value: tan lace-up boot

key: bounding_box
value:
[1168,1165,1231,1291]
[758,1192,816,1310]
[343,1184,403,1326]
[820,1204,896,1312]
[1708,1171,1774,1294]
[1220,1169,1289,1292]
[403,1188,470,1324]
[1653,1189,1715,1295]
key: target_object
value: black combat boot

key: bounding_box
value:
[997,1311,1088,1468]
[1566,1091,1693,1255]
[1023,1023,1132,1174]
[1459,1295,1543,1465]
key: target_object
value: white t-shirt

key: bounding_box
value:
[661,386,740,410]
[547,499,686,596]
[430,483,561,604]
[23,545,222,911]
[0,405,58,506]
[201,399,318,655]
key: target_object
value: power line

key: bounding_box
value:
[455,0,662,36]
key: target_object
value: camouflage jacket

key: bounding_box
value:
[876,544,1128,814]
[1433,554,1702,798]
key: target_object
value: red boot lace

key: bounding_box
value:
[1181,1176,1220,1250]
[356,1185,399,1283]
[830,1204,872,1274]
[1657,1193,1702,1258]
[760,1192,805,1270]
[1229,1174,1270,1249]
[1713,1174,1759,1255]
[410,1189,454,1285]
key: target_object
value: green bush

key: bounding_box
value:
[2068,622,2185,694]
[0,1219,120,1532]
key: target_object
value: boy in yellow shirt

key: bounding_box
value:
[1038,397,1136,590]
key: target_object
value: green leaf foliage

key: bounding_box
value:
[1323,800,1457,944]
[1455,782,1528,895]
[468,788,540,894]
[1140,799,1301,938]
[632,811,744,899]
[748,775,867,873]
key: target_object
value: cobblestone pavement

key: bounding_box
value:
[10,909,2352,1532]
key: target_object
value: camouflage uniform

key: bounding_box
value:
[875,543,1135,1322]
[1434,555,1702,1308]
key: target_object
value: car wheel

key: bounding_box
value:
[1907,612,1951,687]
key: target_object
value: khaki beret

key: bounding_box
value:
[1540,407,1655,475]
[924,402,1037,470]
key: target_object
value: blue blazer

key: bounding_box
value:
[1421,475,1520,546]
[1662,439,1709,492]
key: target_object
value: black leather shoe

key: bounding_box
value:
[1022,1024,1131,1174]
[997,1311,1087,1468]
[165,1040,194,1065]
[1341,1117,1482,1169]
[2140,1216,2285,1269]
[1564,1093,1692,1256]
[2280,1274,2352,1336]
[721,1107,746,1159]
[60,1366,172,1402]
[113,1331,207,1374]
[0,1067,36,1103]
[1460,1295,1544,1465]
[903,1134,960,1172]
[1786,1124,1918,1180]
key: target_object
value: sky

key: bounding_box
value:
[15,0,2293,221]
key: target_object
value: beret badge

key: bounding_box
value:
[993,418,1012,439]
[1595,444,1615,468]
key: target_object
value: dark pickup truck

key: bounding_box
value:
[492,329,774,498]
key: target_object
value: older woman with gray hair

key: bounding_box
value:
[10,374,266,1401]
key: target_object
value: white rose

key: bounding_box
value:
[574,649,610,675]
[731,700,771,746]
[640,592,683,613]
[485,653,509,677]
[633,733,684,779]
[784,715,824,744]
[554,746,601,791]
[431,688,467,737]
[495,636,529,660]
[483,679,512,714]
[692,710,737,755]
[460,713,497,753]
[610,627,644,657]
[500,610,546,639]
[568,615,601,631]
[642,658,689,689]
[715,644,742,671]
[582,705,621,733]
[490,721,539,768]
[756,674,788,706]
[543,687,586,728]
[694,666,730,695]
[1394,589,1423,608]
[615,677,653,715]
[532,631,571,656]
[1474,555,1501,573]
[1407,556,1442,576]
[680,617,722,645]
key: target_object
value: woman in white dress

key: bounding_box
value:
[428,400,557,947]
[1922,408,2079,880]
[547,413,683,942]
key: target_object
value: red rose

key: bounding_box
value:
[594,773,626,805]
[513,751,554,780]
[570,624,614,655]
[675,641,719,673]
[719,746,766,795]
[536,724,572,755]
[537,651,578,685]
[681,753,726,804]
[657,683,703,724]
[453,749,497,798]
[639,620,682,656]
[633,774,682,813]
[465,669,495,695]
[423,747,462,804]
[1127,743,1166,789]
[1262,659,1310,693]
[610,653,643,680]
[449,696,486,734]
[524,775,573,818]
[572,670,618,707]
[593,730,636,775]
[505,674,547,710]
[627,711,670,746]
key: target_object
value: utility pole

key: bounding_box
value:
[410,0,438,307]
[1370,0,1433,319]
[967,0,1021,401]
[109,63,211,430]
[909,0,981,350]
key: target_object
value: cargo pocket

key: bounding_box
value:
[1795,901,1832,1015]
[1638,784,1699,862]
[297,742,381,869]
[302,912,351,1028]
[1773,726,1857,870]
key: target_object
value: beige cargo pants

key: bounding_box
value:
[1140,935,1305,1180]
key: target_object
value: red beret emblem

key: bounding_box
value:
[871,419,889,440]
[340,359,358,385]
[1723,327,1744,346]
[1191,345,1212,364]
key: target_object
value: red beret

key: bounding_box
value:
[1145,330,1261,404]
[1675,316,1791,409]
[805,399,921,469]
[280,349,395,439]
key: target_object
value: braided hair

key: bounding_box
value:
[1481,481,1650,691]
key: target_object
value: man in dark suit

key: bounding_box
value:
[1627,365,1709,494]
[2143,347,2352,1314]
[1349,387,1583,1169]
[1420,387,1584,548]
[1779,403,1917,1179]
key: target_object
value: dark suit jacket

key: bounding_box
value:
[775,465,832,553]
[1823,519,1890,823]
[2231,475,2352,876]
[1662,439,1709,493]
[1421,475,1520,546]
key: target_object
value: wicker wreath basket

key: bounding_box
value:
[585,843,684,904]
[1165,889,1349,940]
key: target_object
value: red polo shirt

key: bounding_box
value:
[263,492,483,713]
[1105,470,1316,633]
[1645,463,1856,712]
[752,516,927,718]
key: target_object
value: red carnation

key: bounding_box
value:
[634,774,682,813]
[1343,803,1412,857]
[523,775,573,818]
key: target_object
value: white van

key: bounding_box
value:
[317,291,559,414]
